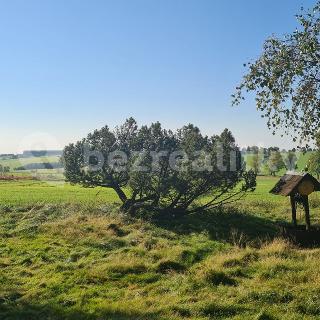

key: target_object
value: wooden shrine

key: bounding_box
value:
[270,172,320,246]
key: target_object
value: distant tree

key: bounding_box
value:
[284,151,298,171]
[268,147,279,153]
[251,146,259,153]
[309,152,320,179]
[3,166,10,173]
[248,152,261,175]
[0,165,9,174]
[261,148,268,159]
[308,131,320,178]
[267,151,285,176]
[314,131,320,149]
[63,118,256,215]
[233,2,320,146]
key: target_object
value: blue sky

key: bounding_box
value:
[0,0,315,153]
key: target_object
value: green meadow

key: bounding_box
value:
[0,180,120,207]
[1,176,320,319]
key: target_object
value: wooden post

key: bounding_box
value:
[302,195,311,231]
[290,195,297,228]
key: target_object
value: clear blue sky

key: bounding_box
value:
[0,0,315,153]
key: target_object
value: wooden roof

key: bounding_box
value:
[270,173,320,196]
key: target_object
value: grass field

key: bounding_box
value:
[0,180,120,207]
[1,176,320,319]
[0,176,288,206]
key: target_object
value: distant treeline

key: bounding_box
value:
[243,146,315,153]
[15,162,63,170]
[21,150,62,157]
[0,154,18,159]
[0,150,62,159]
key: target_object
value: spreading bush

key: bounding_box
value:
[63,118,256,215]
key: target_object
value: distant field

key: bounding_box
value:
[1,152,313,185]
[2,151,313,173]
[0,156,61,170]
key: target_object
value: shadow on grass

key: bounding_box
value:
[152,206,279,246]
[0,302,162,320]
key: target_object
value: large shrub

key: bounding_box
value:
[63,118,255,214]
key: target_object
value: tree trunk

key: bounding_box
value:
[112,184,127,204]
